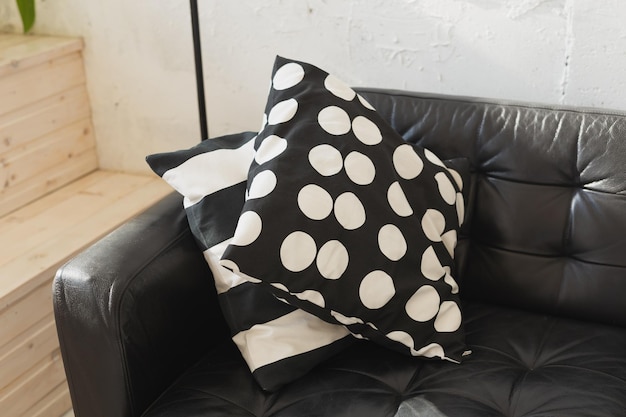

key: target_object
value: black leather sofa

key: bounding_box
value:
[53,89,626,417]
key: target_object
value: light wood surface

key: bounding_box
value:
[0,171,173,416]
[0,34,98,218]
[0,35,82,78]
[0,85,92,157]
[0,33,176,417]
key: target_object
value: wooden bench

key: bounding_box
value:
[0,35,172,416]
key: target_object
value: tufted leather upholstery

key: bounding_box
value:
[363,90,626,328]
[141,303,626,417]
[54,90,626,417]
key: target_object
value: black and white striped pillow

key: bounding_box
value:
[146,132,353,391]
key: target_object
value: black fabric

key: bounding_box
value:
[145,130,355,392]
[185,182,247,250]
[219,281,295,332]
[146,132,257,176]
[222,57,468,363]
[442,156,472,236]
[141,302,626,417]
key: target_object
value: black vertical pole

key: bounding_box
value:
[190,0,209,140]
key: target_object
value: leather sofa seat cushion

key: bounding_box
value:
[141,303,626,417]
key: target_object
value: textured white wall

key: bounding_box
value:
[1,0,625,173]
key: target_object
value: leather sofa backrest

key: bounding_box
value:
[358,89,626,327]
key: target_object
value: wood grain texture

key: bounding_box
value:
[0,34,175,417]
[0,35,82,78]
[0,35,97,216]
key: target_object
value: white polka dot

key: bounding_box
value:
[255,135,287,164]
[334,192,366,230]
[393,144,424,179]
[297,184,333,220]
[247,276,262,284]
[273,62,305,90]
[443,267,459,294]
[271,282,289,293]
[386,330,414,349]
[358,94,375,110]
[318,106,351,135]
[447,168,463,191]
[231,211,262,246]
[331,310,364,325]
[352,116,382,145]
[441,230,457,257]
[359,270,395,309]
[308,144,343,176]
[456,192,465,226]
[248,170,277,199]
[378,224,407,261]
[411,343,445,359]
[435,172,456,205]
[387,182,413,217]
[294,289,326,308]
[421,209,445,242]
[268,98,298,125]
[344,151,376,185]
[421,246,445,280]
[434,301,462,332]
[316,240,349,279]
[280,231,317,272]
[324,74,356,101]
[405,285,440,322]
[424,148,446,168]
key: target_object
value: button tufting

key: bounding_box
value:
[141,303,626,417]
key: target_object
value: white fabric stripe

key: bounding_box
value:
[232,309,351,372]
[162,139,255,208]
[203,239,253,294]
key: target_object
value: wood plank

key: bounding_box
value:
[0,35,33,50]
[1,117,96,191]
[0,171,153,267]
[0,175,172,306]
[0,315,59,389]
[23,381,72,417]
[0,348,66,417]
[0,52,85,116]
[0,85,92,155]
[0,170,109,233]
[0,282,52,352]
[0,119,98,216]
[0,150,98,218]
[0,35,82,78]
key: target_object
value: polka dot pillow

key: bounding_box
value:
[221,57,470,363]
[146,132,353,391]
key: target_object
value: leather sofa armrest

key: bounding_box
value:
[53,192,230,417]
